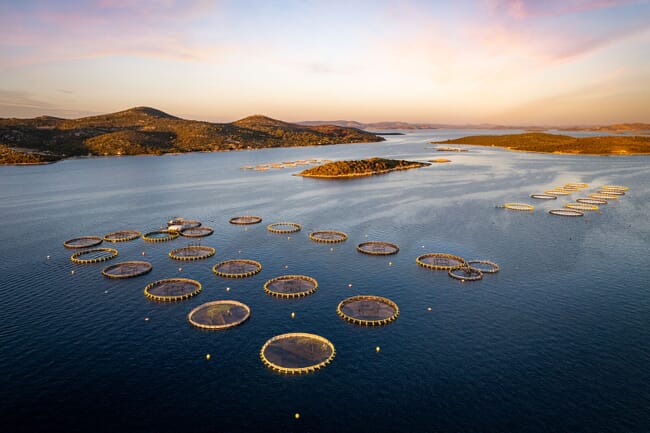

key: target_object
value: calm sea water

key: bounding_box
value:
[1,130,649,433]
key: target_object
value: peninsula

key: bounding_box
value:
[0,107,383,164]
[297,157,430,178]
[433,132,650,155]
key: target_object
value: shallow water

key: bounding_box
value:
[1,130,649,433]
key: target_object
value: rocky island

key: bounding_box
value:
[0,107,384,164]
[297,157,430,178]
[433,132,650,155]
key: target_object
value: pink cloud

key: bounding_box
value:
[485,0,643,19]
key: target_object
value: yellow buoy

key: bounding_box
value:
[206,354,211,360]
[287,236,291,240]
[291,312,295,319]
[71,270,75,275]
[294,413,300,420]
[376,346,381,352]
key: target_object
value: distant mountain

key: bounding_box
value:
[0,108,383,164]
[300,120,650,132]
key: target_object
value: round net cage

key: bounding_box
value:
[103,230,141,243]
[602,185,628,191]
[416,253,466,270]
[309,230,348,243]
[187,300,251,330]
[229,215,262,225]
[566,202,599,211]
[180,226,214,237]
[448,266,483,281]
[565,183,589,189]
[590,193,618,200]
[466,260,500,273]
[530,194,557,200]
[213,259,262,278]
[102,261,152,279]
[561,185,582,191]
[577,197,607,205]
[169,245,216,261]
[142,230,179,242]
[544,190,570,196]
[549,209,584,217]
[597,189,624,196]
[70,247,118,264]
[356,241,400,255]
[263,275,318,298]
[337,295,399,326]
[260,332,335,374]
[267,222,302,234]
[504,203,534,211]
[63,236,103,249]
[144,278,202,301]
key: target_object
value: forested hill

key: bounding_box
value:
[0,107,383,164]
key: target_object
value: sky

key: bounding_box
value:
[1,0,649,125]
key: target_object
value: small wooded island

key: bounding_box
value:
[433,132,650,155]
[297,157,430,178]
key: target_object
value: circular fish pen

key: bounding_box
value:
[504,203,534,211]
[169,245,216,261]
[565,183,589,189]
[63,236,103,249]
[561,185,581,191]
[229,215,262,225]
[102,261,152,279]
[70,247,118,264]
[530,194,557,200]
[267,222,302,234]
[142,230,179,242]
[357,241,399,255]
[577,197,607,205]
[213,259,262,278]
[590,193,618,200]
[416,253,466,271]
[103,230,141,243]
[337,295,399,326]
[187,300,251,330]
[602,185,628,191]
[549,209,584,217]
[167,218,201,231]
[566,202,599,211]
[309,230,348,243]
[260,332,335,374]
[263,275,318,298]
[144,278,202,301]
[597,189,624,196]
[448,266,483,281]
[180,226,214,237]
[545,190,570,196]
[467,260,500,273]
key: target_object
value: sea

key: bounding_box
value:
[1,130,648,433]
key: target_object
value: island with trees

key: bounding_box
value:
[297,157,430,178]
[432,132,650,155]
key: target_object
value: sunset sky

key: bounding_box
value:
[1,0,649,124]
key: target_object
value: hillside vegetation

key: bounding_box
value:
[297,157,429,178]
[0,107,383,164]
[433,133,650,155]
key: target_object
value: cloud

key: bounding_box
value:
[484,0,643,19]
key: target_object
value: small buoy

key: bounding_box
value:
[376,346,381,353]
[348,283,352,288]
[291,312,295,319]
[144,317,149,321]
[238,250,242,254]
[226,287,231,292]
[330,247,334,252]
[388,261,392,266]
[206,354,211,360]
[142,251,146,256]
[294,413,300,420]
[427,307,432,312]
[104,290,108,294]
[284,265,289,269]
[46,255,51,260]
[71,270,75,275]
[287,236,291,240]
[178,267,182,272]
